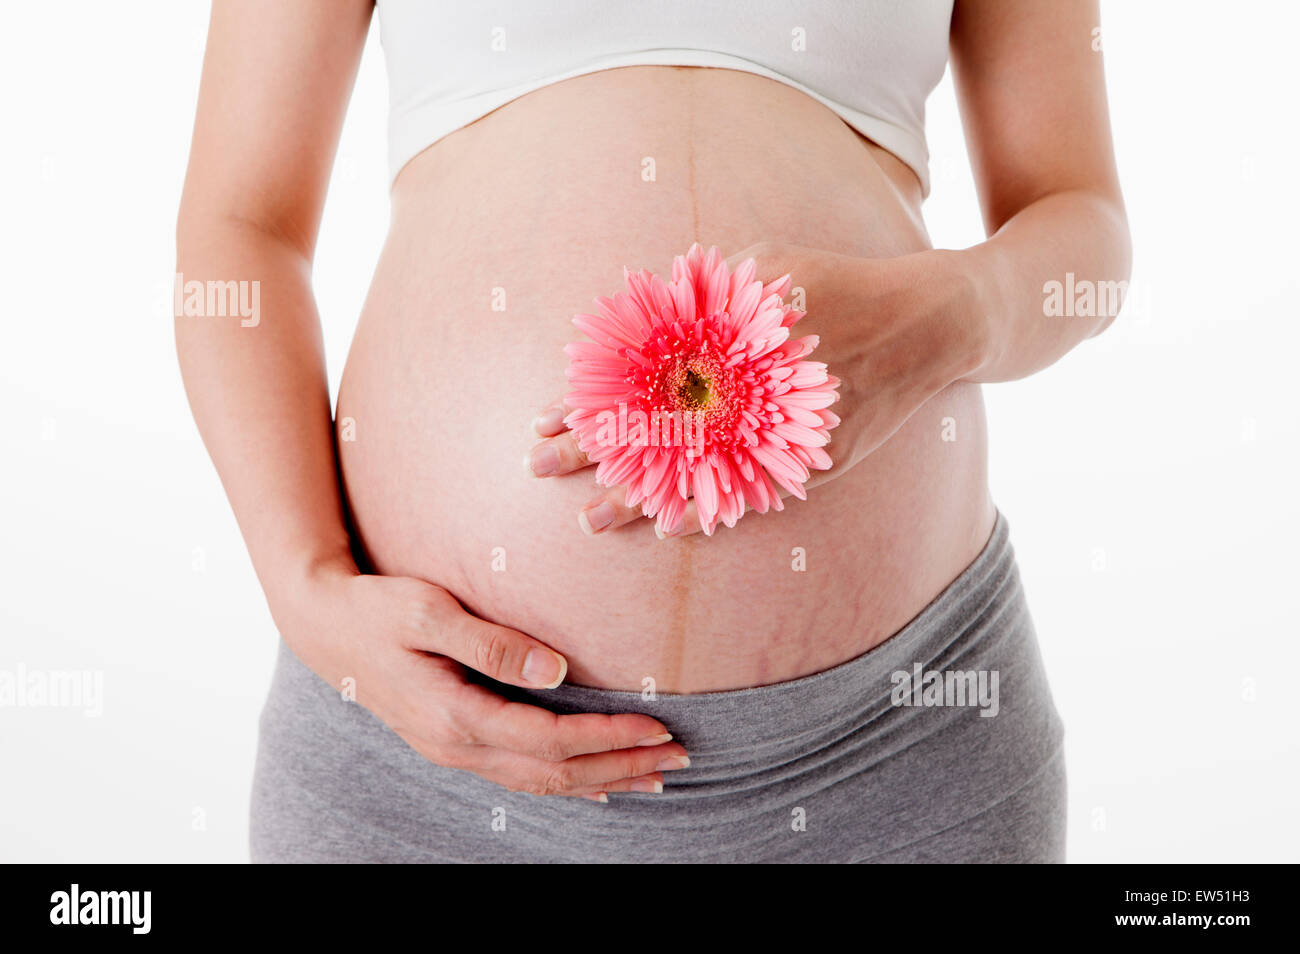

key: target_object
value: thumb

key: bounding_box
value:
[416,587,569,689]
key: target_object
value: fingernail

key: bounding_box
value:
[578,501,616,535]
[636,733,673,747]
[522,648,566,689]
[585,792,609,803]
[630,778,664,794]
[526,444,560,477]
[654,524,666,540]
[533,407,565,434]
[655,756,691,771]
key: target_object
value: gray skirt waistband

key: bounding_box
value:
[502,510,1054,786]
[252,509,1067,861]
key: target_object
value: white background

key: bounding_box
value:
[1,1,1296,862]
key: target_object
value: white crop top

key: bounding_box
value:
[375,1,954,195]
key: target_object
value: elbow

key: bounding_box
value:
[1088,193,1133,339]
[174,190,216,266]
[172,203,211,354]
[175,192,314,267]
[172,207,276,359]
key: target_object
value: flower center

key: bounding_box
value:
[627,335,747,452]
[678,368,713,409]
[652,349,742,449]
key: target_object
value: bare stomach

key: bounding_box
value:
[337,66,994,692]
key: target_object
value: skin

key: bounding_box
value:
[541,2,1132,534]
[175,0,1129,802]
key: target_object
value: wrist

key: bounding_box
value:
[919,247,1002,384]
[262,546,360,632]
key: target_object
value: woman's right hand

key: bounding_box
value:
[275,560,689,801]
[176,0,688,804]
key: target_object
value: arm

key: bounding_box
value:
[949,0,1132,382]
[175,0,364,604]
[523,0,1130,536]
[176,0,682,799]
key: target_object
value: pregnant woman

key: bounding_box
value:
[176,0,1129,863]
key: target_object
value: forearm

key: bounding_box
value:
[955,188,1132,383]
[174,218,354,616]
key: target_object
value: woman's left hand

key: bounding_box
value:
[526,242,989,537]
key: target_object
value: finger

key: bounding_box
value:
[526,744,688,794]
[590,773,665,795]
[656,502,705,539]
[419,597,570,690]
[556,744,689,790]
[563,773,666,799]
[524,430,592,478]
[468,741,689,796]
[577,487,644,536]
[451,681,678,759]
[532,402,568,437]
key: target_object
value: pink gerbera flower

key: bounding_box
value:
[563,244,841,536]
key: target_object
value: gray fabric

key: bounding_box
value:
[250,511,1065,863]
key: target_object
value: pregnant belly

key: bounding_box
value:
[338,67,994,692]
